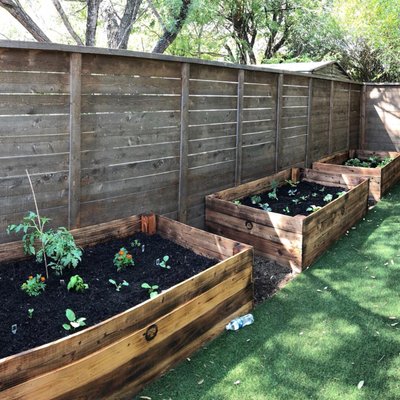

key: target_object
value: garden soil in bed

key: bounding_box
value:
[240,180,346,216]
[0,233,218,359]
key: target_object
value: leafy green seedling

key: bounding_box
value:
[285,179,299,187]
[251,195,261,204]
[62,308,86,331]
[306,205,322,213]
[159,255,171,269]
[300,195,308,201]
[131,239,141,248]
[109,278,129,291]
[288,189,297,196]
[311,192,318,197]
[268,180,279,200]
[283,206,290,214]
[141,282,159,299]
[67,274,89,292]
[337,191,346,197]
[292,199,300,204]
[319,187,325,192]
[28,308,34,319]
[21,274,46,297]
[259,203,272,212]
[323,194,333,202]
[232,200,242,205]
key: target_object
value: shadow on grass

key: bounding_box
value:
[135,186,400,400]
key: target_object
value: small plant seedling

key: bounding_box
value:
[232,199,242,205]
[141,282,159,299]
[311,192,318,197]
[268,180,279,200]
[319,187,325,192]
[283,206,290,214]
[300,195,308,201]
[323,194,333,203]
[292,199,300,204]
[113,247,134,271]
[378,157,393,167]
[131,239,141,248]
[109,278,129,291]
[259,203,272,211]
[159,255,171,269]
[285,179,299,187]
[67,274,89,293]
[28,308,34,319]
[336,191,346,197]
[62,308,86,331]
[251,195,261,205]
[307,205,322,213]
[21,274,46,297]
[288,189,297,196]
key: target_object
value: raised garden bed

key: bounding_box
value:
[0,214,253,400]
[312,150,400,202]
[206,168,369,272]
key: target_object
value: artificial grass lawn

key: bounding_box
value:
[135,186,400,400]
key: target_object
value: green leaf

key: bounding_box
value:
[150,291,158,299]
[109,279,116,285]
[62,324,71,330]
[141,283,151,289]
[66,308,76,322]
[70,321,80,328]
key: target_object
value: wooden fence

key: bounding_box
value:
[0,41,362,244]
[361,83,400,150]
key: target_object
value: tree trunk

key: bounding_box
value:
[86,0,102,46]
[152,0,191,54]
[0,0,51,42]
[105,0,142,49]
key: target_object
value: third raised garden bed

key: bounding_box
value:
[312,150,400,202]
[206,168,369,272]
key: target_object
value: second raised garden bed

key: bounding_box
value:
[0,214,253,400]
[206,168,369,272]
[312,150,400,202]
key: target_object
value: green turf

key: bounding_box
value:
[135,186,400,400]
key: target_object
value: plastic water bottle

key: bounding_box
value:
[225,314,254,331]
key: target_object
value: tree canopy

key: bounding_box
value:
[0,0,398,81]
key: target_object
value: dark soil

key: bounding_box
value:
[0,233,217,359]
[0,234,294,360]
[239,180,346,216]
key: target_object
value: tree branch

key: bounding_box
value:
[146,0,166,32]
[0,0,51,42]
[152,0,192,54]
[51,0,84,45]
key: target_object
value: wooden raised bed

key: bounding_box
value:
[312,150,400,202]
[0,214,253,400]
[206,168,369,273]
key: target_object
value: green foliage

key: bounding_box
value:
[62,308,86,331]
[232,199,242,205]
[283,206,290,214]
[131,239,141,248]
[108,278,129,292]
[159,255,171,269]
[7,212,82,276]
[28,308,34,319]
[21,274,46,297]
[67,275,89,293]
[288,189,297,196]
[259,203,272,212]
[306,205,322,213]
[141,282,159,299]
[323,194,333,203]
[285,179,299,187]
[337,191,347,197]
[251,195,262,205]
[113,247,134,271]
[345,157,393,168]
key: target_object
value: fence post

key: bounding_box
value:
[305,77,313,167]
[178,63,190,223]
[235,69,244,186]
[275,73,283,171]
[346,83,352,150]
[359,84,367,149]
[68,53,82,229]
[328,80,335,154]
